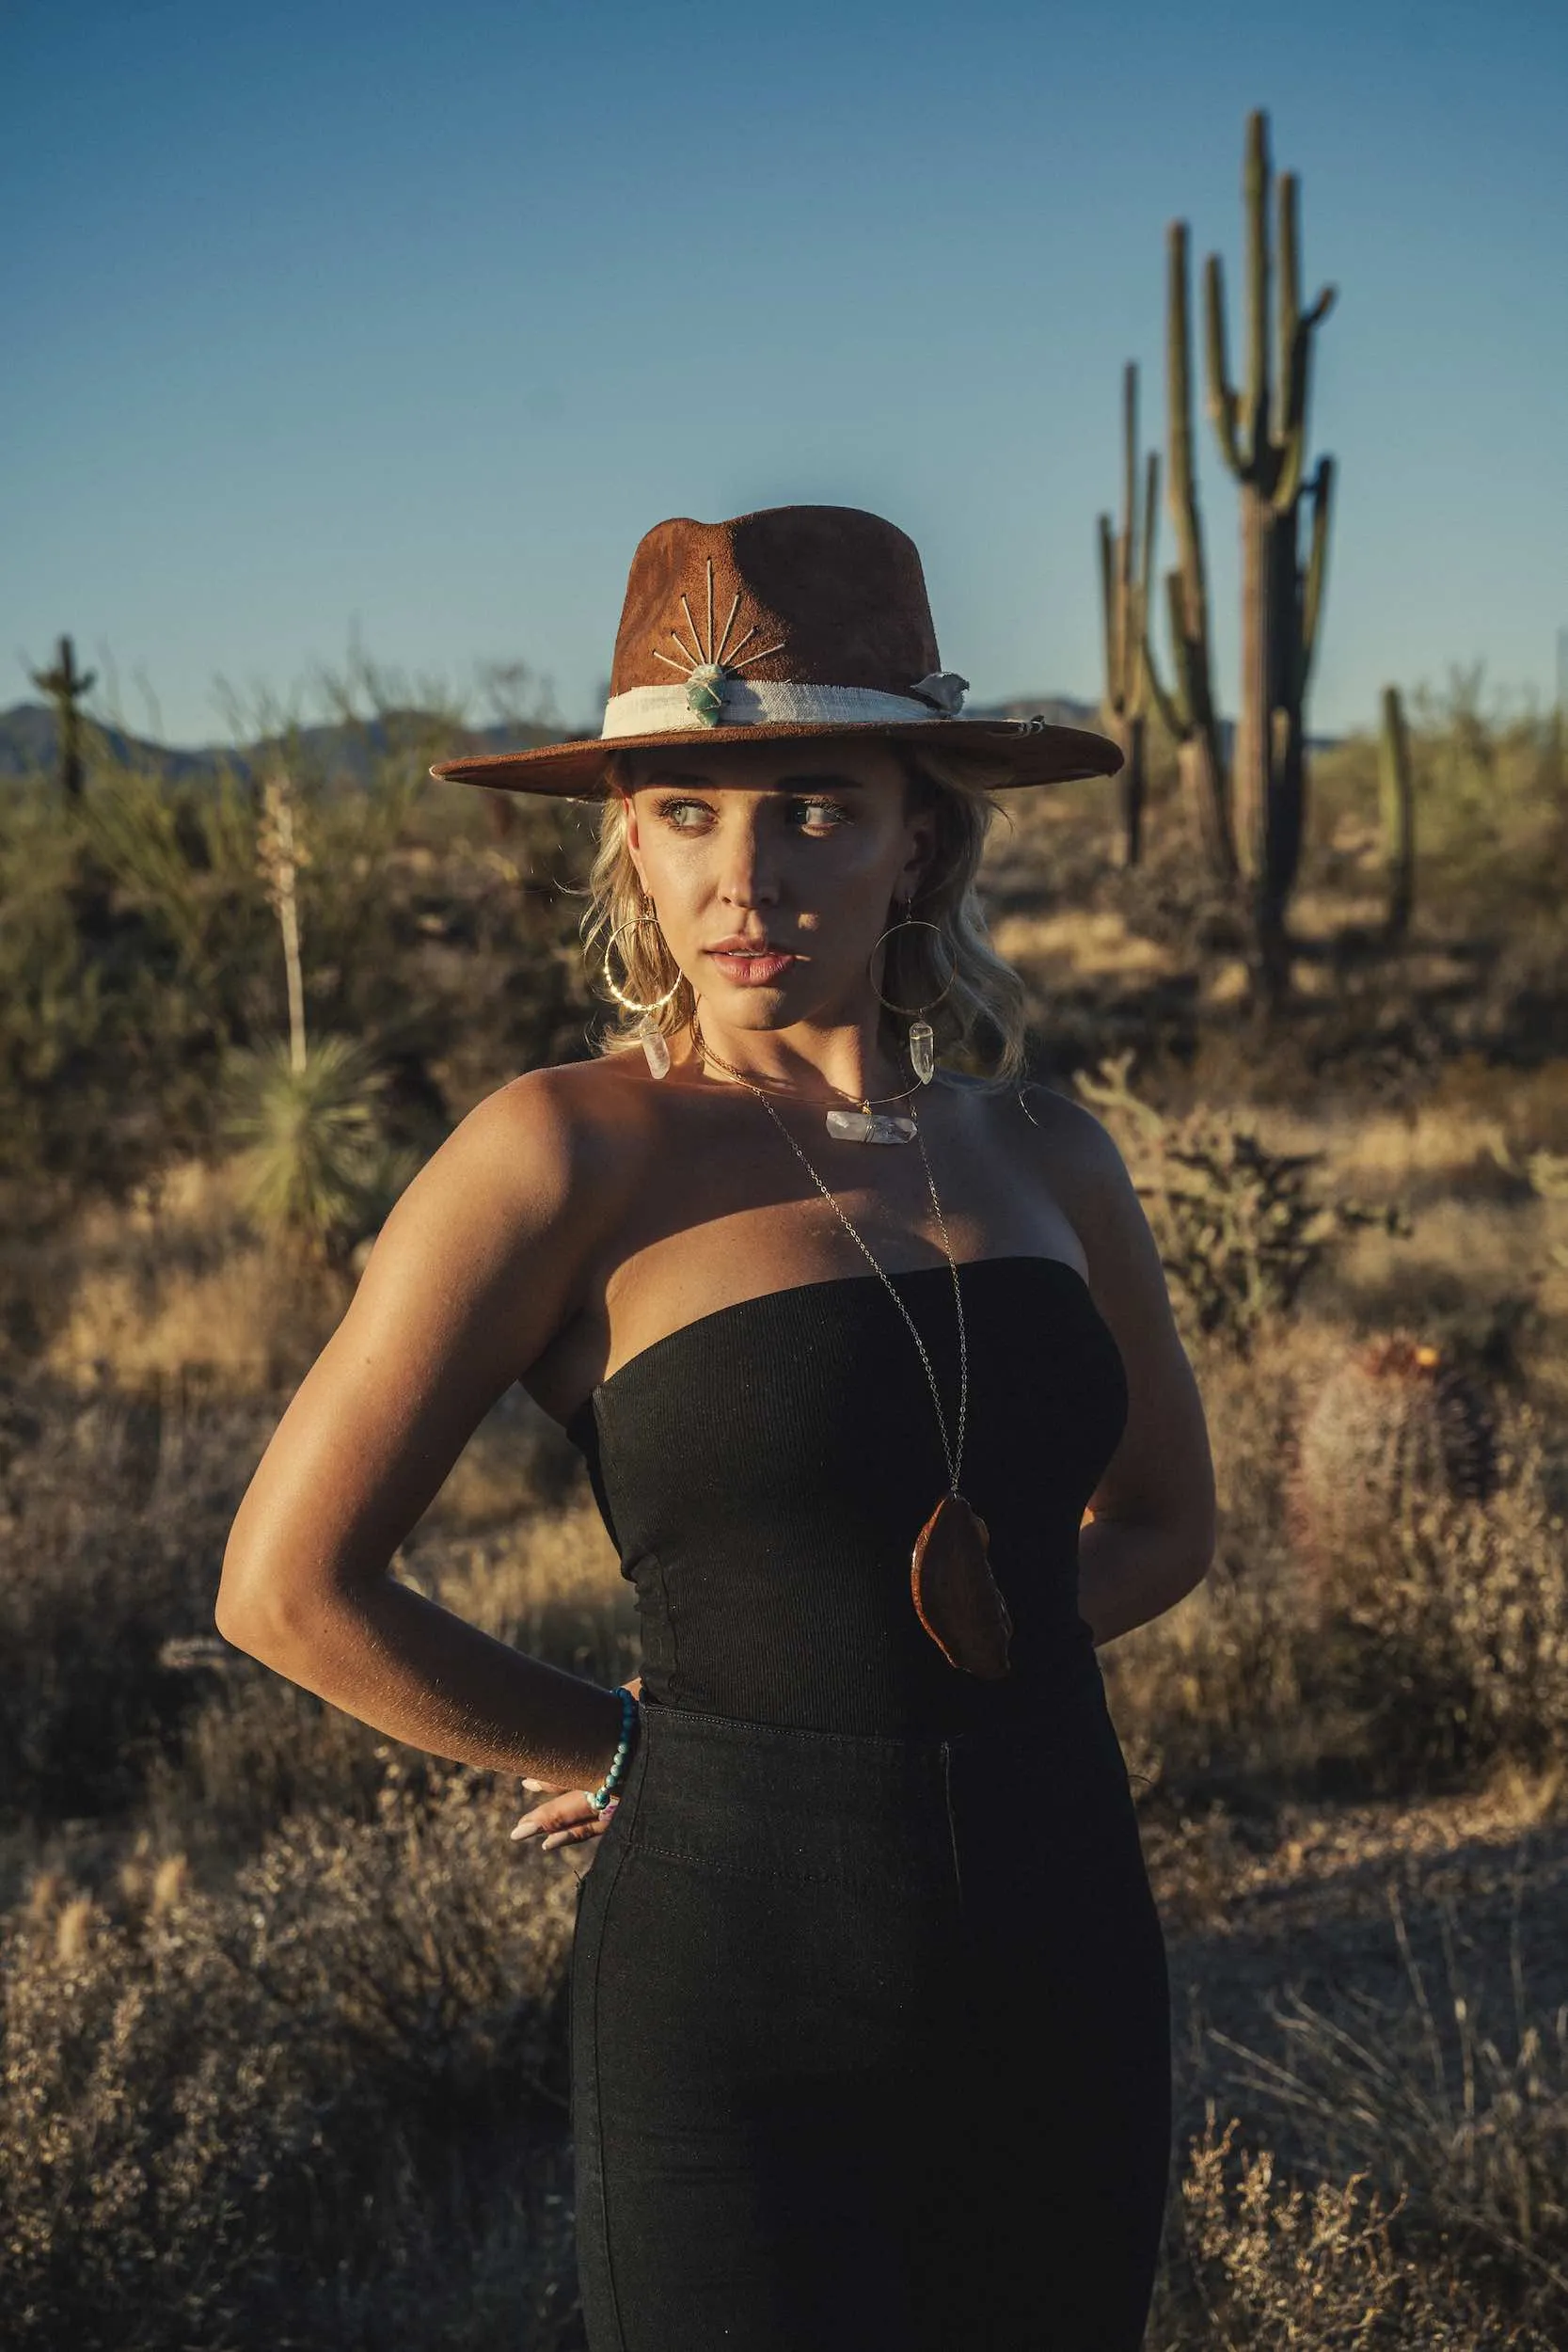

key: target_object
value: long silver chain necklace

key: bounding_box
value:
[705,1065,1014,1679]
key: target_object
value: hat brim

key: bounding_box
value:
[428,715,1122,798]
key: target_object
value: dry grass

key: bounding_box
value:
[2,1765,584,2350]
[990,904,1184,979]
[1154,2106,1558,2346]
[1148,1809,1568,2348]
[14,1157,349,1397]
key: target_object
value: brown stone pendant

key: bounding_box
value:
[910,1493,1013,1679]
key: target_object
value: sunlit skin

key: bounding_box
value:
[619,735,938,1099]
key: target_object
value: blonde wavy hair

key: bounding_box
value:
[578,738,1031,1088]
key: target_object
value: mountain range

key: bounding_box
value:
[0,695,1105,790]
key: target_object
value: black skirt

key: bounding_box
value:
[569,1673,1172,2352]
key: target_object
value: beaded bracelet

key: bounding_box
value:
[585,1684,641,1813]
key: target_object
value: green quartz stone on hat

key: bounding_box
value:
[686,663,728,726]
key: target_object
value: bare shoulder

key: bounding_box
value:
[1007,1073,1122,1165]
[460,1049,651,1210]
[995,1075,1135,1233]
[215,1050,654,1640]
[364,1058,608,1284]
[1008,1075,1161,1282]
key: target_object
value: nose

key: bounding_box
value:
[716,808,781,914]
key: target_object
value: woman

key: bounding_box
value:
[216,504,1216,2351]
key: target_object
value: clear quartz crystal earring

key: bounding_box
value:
[865,899,957,1091]
[601,891,682,1077]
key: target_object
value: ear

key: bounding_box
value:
[618,787,649,892]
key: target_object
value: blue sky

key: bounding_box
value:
[3,0,1563,747]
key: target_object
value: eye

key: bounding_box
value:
[651,795,712,829]
[784,797,853,832]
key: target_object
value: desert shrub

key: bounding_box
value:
[1073,1051,1402,1353]
[0,1384,251,1826]
[78,757,269,993]
[0,1374,620,1842]
[139,1668,392,1867]
[1105,1550,1317,1805]
[139,1498,624,1868]
[31,1171,350,1395]
[1101,1323,1326,1798]
[1297,1400,1568,1785]
[1423,1057,1568,1161]
[218,1032,420,1263]
[0,795,135,1186]
[1407,668,1568,912]
[1155,2106,1557,2348]
[420,1503,634,1664]
[0,740,592,1216]
[1196,1878,1568,2343]
[0,1762,579,2350]
[1105,1326,1568,1802]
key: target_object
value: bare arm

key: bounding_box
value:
[1023,1088,1217,1646]
[214,1067,632,1792]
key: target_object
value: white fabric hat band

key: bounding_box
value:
[600,677,965,739]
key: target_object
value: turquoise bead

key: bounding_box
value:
[589,1684,641,1809]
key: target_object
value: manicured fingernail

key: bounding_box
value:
[511,1822,537,1841]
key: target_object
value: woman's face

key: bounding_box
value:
[618,737,936,1030]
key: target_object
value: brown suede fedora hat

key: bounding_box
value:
[428,503,1122,798]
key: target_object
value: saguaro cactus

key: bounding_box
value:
[1097,362,1159,868]
[1379,683,1416,942]
[1144,223,1236,885]
[1204,110,1336,1002]
[28,633,97,803]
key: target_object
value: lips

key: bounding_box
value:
[705,947,798,985]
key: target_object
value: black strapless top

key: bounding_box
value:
[564,1256,1128,1738]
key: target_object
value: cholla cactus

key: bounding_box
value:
[1286,1333,1497,1584]
[1072,1051,1398,1352]
[256,771,311,1073]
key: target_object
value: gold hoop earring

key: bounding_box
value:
[602,892,684,1016]
[866,900,956,1087]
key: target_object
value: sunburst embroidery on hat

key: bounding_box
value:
[649,560,787,727]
